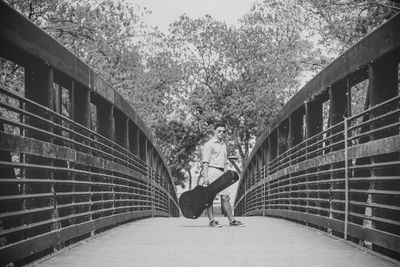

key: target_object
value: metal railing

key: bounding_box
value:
[0,2,178,265]
[235,13,400,259]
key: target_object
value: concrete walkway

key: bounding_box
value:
[33,217,398,267]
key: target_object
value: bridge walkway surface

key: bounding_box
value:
[31,217,398,267]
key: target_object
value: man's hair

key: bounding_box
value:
[214,122,226,129]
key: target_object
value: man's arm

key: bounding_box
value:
[202,142,211,186]
[203,162,209,185]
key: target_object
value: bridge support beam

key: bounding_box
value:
[328,80,348,232]
[277,119,289,155]
[73,83,91,130]
[72,83,93,224]
[288,107,304,149]
[139,132,147,162]
[287,108,304,216]
[364,57,400,254]
[24,65,59,242]
[114,109,128,148]
[146,141,154,216]
[269,130,278,161]
[128,122,140,156]
[305,99,323,220]
[97,100,114,141]
[369,58,398,107]
[305,98,323,140]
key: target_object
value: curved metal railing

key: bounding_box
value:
[0,2,178,265]
[235,14,400,259]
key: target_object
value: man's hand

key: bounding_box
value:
[202,178,209,186]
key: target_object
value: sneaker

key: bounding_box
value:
[209,220,222,227]
[229,220,244,227]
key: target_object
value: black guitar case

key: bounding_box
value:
[179,170,239,219]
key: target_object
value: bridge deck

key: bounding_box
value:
[33,217,397,267]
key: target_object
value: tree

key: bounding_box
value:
[3,0,187,184]
[4,0,174,126]
[167,0,313,168]
[154,118,207,188]
[296,0,400,121]
[4,0,398,188]
[297,0,400,56]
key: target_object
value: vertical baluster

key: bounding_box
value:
[73,83,91,224]
[289,108,304,216]
[263,165,266,217]
[328,79,348,235]
[344,116,349,240]
[25,64,56,241]
[305,98,323,222]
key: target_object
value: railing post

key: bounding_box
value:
[25,64,57,240]
[151,167,154,217]
[97,101,114,141]
[167,183,170,214]
[328,80,348,235]
[344,116,349,240]
[277,120,289,156]
[288,109,304,164]
[244,179,247,215]
[263,165,266,217]
[46,67,61,238]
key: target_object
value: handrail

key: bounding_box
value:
[235,13,400,261]
[0,2,178,266]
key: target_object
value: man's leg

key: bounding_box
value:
[207,204,222,227]
[220,195,234,222]
[207,205,214,222]
[207,168,219,224]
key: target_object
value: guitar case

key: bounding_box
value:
[179,170,239,219]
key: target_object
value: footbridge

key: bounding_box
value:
[0,2,399,266]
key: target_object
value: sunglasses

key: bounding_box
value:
[217,130,225,133]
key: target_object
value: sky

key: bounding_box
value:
[128,0,256,33]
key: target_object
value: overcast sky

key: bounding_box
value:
[128,0,256,33]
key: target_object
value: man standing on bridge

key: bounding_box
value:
[202,122,244,227]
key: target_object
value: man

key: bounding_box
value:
[202,122,244,227]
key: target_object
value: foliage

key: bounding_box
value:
[2,0,399,188]
[0,59,24,93]
[297,0,400,56]
[154,119,207,187]
[295,0,399,127]
[166,0,313,167]
[4,0,174,126]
